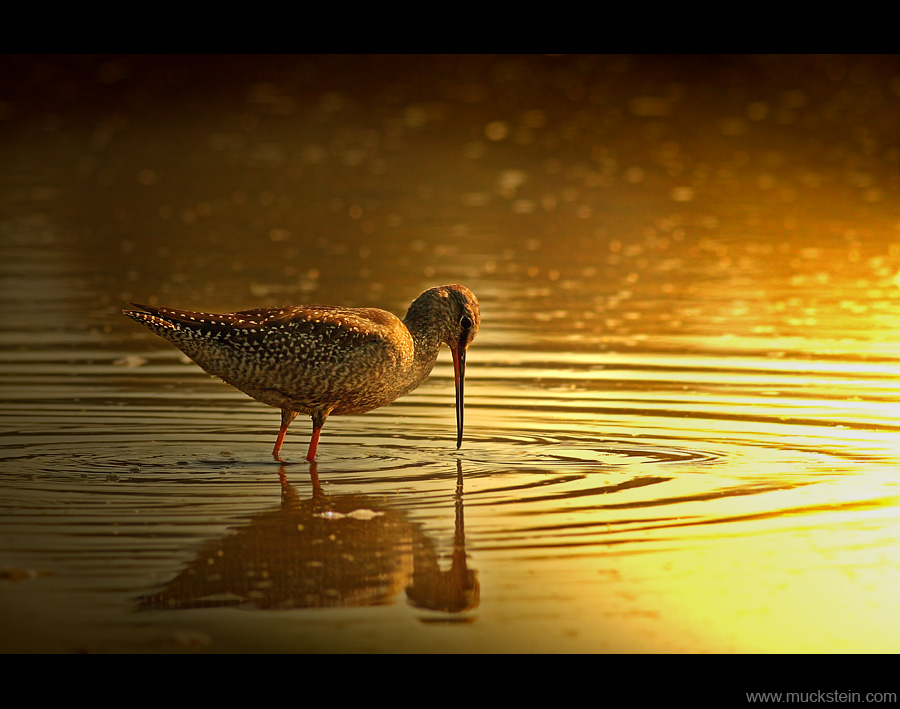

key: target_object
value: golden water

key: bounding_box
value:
[2,54,900,653]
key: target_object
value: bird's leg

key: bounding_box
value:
[273,409,298,460]
[306,427,322,462]
[306,409,331,462]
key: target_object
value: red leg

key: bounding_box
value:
[306,425,322,462]
[273,410,298,459]
[305,409,330,461]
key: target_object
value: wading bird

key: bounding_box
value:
[123,285,480,461]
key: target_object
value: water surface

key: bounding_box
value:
[2,54,900,653]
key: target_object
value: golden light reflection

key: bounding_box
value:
[618,489,900,653]
[455,456,900,652]
[7,53,900,654]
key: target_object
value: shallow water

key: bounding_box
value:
[3,54,900,653]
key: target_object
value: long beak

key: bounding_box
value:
[451,342,467,449]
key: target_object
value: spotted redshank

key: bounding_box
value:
[123,284,480,461]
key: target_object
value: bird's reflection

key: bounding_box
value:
[138,460,478,616]
[406,460,478,614]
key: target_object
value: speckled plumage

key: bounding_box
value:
[123,284,480,461]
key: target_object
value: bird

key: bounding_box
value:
[123,284,480,462]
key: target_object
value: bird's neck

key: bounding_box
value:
[403,312,445,379]
[402,292,453,386]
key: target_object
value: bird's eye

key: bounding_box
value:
[460,314,473,330]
